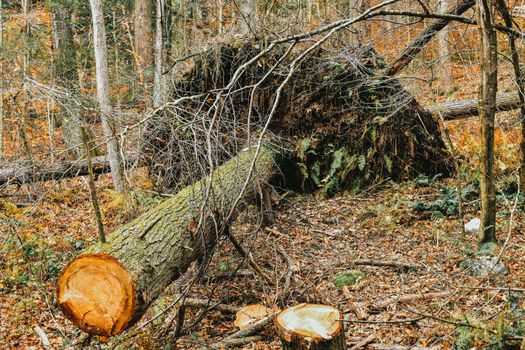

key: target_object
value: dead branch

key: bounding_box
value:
[222,311,279,341]
[368,344,439,350]
[372,291,451,310]
[348,334,377,350]
[204,335,263,349]
[347,259,419,270]
[277,245,297,292]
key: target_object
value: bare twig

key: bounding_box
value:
[348,334,377,350]
[347,259,419,270]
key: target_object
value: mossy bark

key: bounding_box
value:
[58,146,281,335]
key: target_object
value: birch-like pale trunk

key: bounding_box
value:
[438,0,454,92]
[476,0,497,244]
[153,0,164,108]
[89,0,125,193]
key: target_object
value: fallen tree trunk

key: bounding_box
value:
[425,92,520,120]
[56,146,281,336]
[0,155,137,187]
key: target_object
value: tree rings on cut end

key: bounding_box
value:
[57,254,136,336]
[275,304,344,348]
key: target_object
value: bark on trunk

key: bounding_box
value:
[134,0,153,71]
[495,0,525,193]
[384,0,474,76]
[89,0,126,193]
[425,92,520,120]
[57,146,280,336]
[51,5,84,158]
[275,304,346,350]
[0,155,132,187]
[437,0,454,92]
[477,0,497,244]
[153,0,164,108]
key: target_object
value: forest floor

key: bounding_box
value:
[1,125,524,349]
[1,9,525,348]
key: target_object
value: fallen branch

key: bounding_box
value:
[368,344,439,350]
[204,335,263,349]
[223,311,279,341]
[372,291,451,310]
[347,259,419,270]
[348,334,377,350]
[277,245,297,292]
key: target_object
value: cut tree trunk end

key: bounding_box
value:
[275,304,346,350]
[57,145,281,336]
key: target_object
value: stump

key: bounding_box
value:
[275,304,346,350]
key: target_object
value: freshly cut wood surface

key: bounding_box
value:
[275,304,346,350]
[57,254,135,336]
[56,146,280,336]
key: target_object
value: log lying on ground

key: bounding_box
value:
[425,92,520,120]
[0,154,139,187]
[57,146,281,336]
[0,156,113,187]
[275,304,346,350]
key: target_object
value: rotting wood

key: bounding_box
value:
[56,146,281,336]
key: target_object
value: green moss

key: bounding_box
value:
[332,269,365,288]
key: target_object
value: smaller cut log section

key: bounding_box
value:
[275,304,346,350]
[57,146,280,336]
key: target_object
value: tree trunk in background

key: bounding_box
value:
[153,0,164,108]
[476,0,497,244]
[134,0,153,71]
[51,6,84,158]
[89,0,126,193]
[0,0,4,157]
[437,0,454,93]
[239,0,257,37]
[385,0,474,76]
[57,146,280,336]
